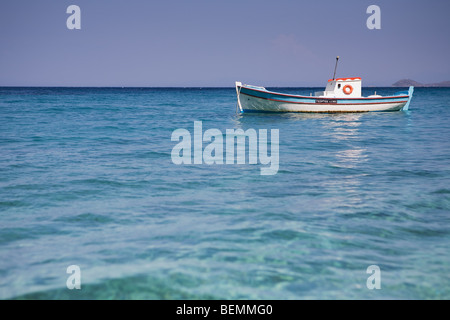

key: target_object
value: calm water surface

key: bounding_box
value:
[0,87,449,299]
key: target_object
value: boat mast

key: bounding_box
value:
[332,56,339,80]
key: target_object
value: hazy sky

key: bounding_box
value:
[1,0,449,86]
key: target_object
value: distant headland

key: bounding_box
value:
[392,79,450,87]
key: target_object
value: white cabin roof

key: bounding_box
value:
[315,77,362,98]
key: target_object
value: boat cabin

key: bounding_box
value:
[315,77,362,98]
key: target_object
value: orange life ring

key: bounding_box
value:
[343,85,353,95]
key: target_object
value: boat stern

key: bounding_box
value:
[402,86,414,111]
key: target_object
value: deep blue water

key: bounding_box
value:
[0,87,449,299]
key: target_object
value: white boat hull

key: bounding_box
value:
[236,83,414,113]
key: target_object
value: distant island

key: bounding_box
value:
[392,79,450,87]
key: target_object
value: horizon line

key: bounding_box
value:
[0,85,419,89]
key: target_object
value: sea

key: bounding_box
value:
[0,87,449,299]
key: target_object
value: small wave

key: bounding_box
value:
[262,229,310,241]
[10,274,216,300]
[0,200,28,208]
[431,188,450,194]
[0,226,63,245]
[54,213,115,225]
[70,178,129,188]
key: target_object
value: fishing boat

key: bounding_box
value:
[235,57,414,113]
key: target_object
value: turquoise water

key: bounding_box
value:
[0,87,449,299]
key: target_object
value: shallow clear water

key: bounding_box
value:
[0,87,449,299]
